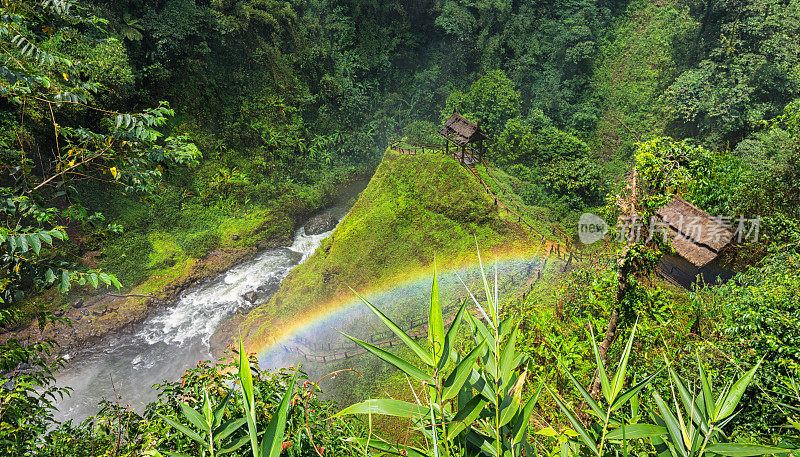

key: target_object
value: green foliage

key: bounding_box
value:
[181,230,221,259]
[443,70,521,135]
[707,251,800,436]
[663,0,800,143]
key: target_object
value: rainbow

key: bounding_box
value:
[251,251,546,367]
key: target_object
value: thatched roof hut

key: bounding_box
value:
[656,196,734,267]
[439,113,490,147]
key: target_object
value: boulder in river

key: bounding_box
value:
[242,291,258,304]
[304,213,337,235]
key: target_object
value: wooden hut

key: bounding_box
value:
[655,196,734,287]
[439,113,490,165]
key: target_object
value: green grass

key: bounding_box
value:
[240,148,540,345]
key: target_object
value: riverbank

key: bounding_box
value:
[0,173,372,359]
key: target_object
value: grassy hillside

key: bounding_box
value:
[235,148,541,347]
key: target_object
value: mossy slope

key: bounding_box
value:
[236,149,539,347]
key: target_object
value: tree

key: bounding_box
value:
[0,3,197,453]
[443,70,520,134]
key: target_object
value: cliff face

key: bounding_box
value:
[229,148,538,350]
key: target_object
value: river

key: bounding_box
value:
[53,182,365,422]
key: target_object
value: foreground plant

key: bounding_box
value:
[336,253,538,457]
[548,324,788,457]
[155,338,297,457]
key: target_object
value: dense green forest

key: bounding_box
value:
[2,0,800,455]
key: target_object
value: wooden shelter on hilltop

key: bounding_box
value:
[655,196,735,287]
[439,113,490,165]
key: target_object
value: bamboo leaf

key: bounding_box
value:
[218,434,251,455]
[703,443,791,456]
[260,368,298,457]
[715,359,762,422]
[611,368,664,412]
[652,391,688,457]
[214,417,246,442]
[237,338,258,457]
[345,438,428,457]
[562,367,604,418]
[157,413,206,446]
[334,398,430,418]
[179,402,209,433]
[428,263,444,361]
[545,385,600,456]
[442,340,487,400]
[611,321,638,400]
[512,380,543,443]
[350,289,433,366]
[447,395,489,440]
[340,332,431,383]
[589,325,612,405]
[438,299,467,370]
[607,424,667,440]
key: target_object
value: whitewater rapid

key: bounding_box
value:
[53,193,358,422]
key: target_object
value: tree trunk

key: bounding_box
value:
[590,256,626,398]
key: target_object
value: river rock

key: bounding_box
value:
[243,291,258,304]
[304,213,337,235]
[71,299,84,309]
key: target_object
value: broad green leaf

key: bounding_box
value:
[546,385,600,456]
[88,273,99,289]
[179,402,209,433]
[44,268,56,284]
[334,398,430,418]
[442,340,486,400]
[214,417,246,442]
[218,434,250,455]
[447,395,489,440]
[157,413,205,445]
[512,381,543,443]
[715,359,762,421]
[17,235,28,253]
[341,332,431,383]
[607,424,667,440]
[28,234,41,254]
[351,289,433,366]
[704,443,792,456]
[50,229,65,241]
[260,368,298,457]
[39,230,52,245]
[60,270,70,293]
[428,264,444,361]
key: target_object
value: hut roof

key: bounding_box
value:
[656,196,734,267]
[439,113,490,146]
